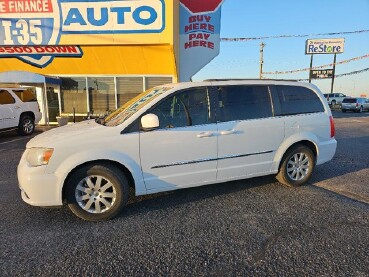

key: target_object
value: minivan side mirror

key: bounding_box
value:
[141,113,159,131]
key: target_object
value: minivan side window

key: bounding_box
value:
[150,88,210,129]
[217,85,272,122]
[0,90,15,105]
[275,86,324,116]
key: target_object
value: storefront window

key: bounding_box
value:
[146,77,173,89]
[116,77,143,107]
[61,77,88,115]
[87,77,115,116]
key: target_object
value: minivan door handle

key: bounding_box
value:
[220,130,237,136]
[197,132,213,138]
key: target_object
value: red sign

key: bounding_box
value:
[0,46,82,56]
[0,0,53,13]
[180,0,224,14]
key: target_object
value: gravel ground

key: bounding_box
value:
[0,112,368,276]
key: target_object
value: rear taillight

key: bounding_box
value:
[329,116,335,138]
[356,103,359,107]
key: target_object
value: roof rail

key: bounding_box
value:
[203,78,298,82]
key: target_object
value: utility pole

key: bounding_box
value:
[259,42,266,79]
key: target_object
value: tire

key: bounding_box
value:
[342,109,346,113]
[357,106,363,113]
[276,145,315,187]
[18,115,35,135]
[66,164,129,221]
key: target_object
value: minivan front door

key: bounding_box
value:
[215,85,285,181]
[140,87,218,192]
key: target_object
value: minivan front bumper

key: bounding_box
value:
[17,151,63,207]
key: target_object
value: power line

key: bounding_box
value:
[336,67,369,78]
[297,67,369,81]
[221,29,369,42]
[264,53,369,75]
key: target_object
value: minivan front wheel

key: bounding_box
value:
[66,164,129,221]
[276,145,315,187]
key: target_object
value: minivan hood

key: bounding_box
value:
[27,120,105,148]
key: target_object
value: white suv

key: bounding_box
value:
[18,80,337,221]
[323,93,347,107]
[0,88,42,135]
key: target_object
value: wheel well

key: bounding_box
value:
[62,160,136,202]
[278,140,317,170]
[20,112,35,121]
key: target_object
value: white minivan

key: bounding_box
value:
[18,80,337,221]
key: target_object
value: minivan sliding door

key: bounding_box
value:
[215,85,285,181]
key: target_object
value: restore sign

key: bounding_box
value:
[306,38,345,54]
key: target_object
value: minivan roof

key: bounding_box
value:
[159,79,315,89]
[203,78,297,82]
[159,79,318,92]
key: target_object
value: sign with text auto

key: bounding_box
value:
[306,38,345,55]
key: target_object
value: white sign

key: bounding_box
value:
[60,0,164,34]
[306,38,345,54]
[179,3,222,81]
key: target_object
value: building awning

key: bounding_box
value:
[0,71,61,85]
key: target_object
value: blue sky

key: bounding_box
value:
[193,0,369,96]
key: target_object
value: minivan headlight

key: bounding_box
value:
[26,148,54,167]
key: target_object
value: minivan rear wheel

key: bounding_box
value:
[66,164,129,221]
[276,145,315,187]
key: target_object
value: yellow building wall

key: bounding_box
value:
[0,45,177,76]
[0,0,180,78]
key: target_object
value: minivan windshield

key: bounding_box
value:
[104,86,172,127]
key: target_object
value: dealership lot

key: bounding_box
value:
[0,112,368,276]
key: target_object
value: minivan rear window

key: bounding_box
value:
[275,86,325,115]
[342,98,356,103]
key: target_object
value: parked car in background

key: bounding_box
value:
[0,88,42,135]
[323,93,347,107]
[341,97,369,113]
[18,80,337,221]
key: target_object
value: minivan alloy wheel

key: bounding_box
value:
[276,145,315,187]
[66,164,129,221]
[75,175,117,214]
[286,153,310,181]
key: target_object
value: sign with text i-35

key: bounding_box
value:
[306,38,345,55]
